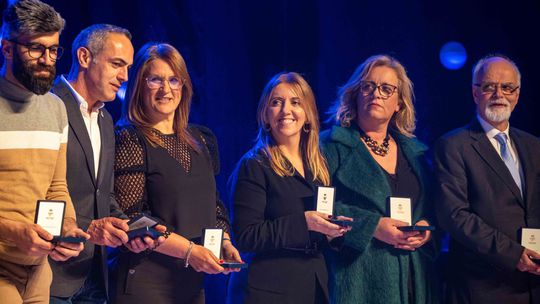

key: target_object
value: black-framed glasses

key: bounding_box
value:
[359,81,398,99]
[145,75,184,90]
[474,82,519,95]
[9,39,64,61]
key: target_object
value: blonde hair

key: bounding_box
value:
[328,54,416,137]
[254,72,330,186]
[119,42,199,151]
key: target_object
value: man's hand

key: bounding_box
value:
[517,248,540,275]
[87,217,129,247]
[50,227,89,261]
[10,221,55,256]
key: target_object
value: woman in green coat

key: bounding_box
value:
[321,54,439,304]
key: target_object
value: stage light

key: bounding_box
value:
[117,84,126,101]
[440,41,467,70]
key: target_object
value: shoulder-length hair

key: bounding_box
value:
[253,72,330,186]
[328,54,416,137]
[119,42,199,151]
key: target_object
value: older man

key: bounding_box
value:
[435,55,540,303]
[0,1,87,303]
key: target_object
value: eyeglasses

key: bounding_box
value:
[359,81,398,99]
[474,82,519,95]
[9,40,64,61]
[145,76,184,90]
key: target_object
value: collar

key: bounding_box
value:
[60,75,104,113]
[327,123,428,153]
[477,114,510,140]
[0,76,38,103]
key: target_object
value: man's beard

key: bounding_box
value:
[12,50,56,95]
[484,98,512,123]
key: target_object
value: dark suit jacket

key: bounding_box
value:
[434,118,540,304]
[230,149,328,304]
[49,77,126,298]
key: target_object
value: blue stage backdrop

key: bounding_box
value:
[2,0,539,303]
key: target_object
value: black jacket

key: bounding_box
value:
[49,77,126,298]
[230,149,328,304]
[435,118,540,304]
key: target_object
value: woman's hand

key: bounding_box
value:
[221,238,243,274]
[305,211,350,238]
[187,245,224,274]
[394,219,432,251]
[373,217,420,250]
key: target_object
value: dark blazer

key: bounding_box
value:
[230,149,329,304]
[321,125,439,304]
[49,77,126,298]
[434,118,540,304]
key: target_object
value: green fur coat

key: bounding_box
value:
[321,125,440,304]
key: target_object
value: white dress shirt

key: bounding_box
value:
[61,75,104,179]
[477,114,521,173]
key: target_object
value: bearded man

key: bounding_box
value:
[434,55,540,304]
[0,1,87,303]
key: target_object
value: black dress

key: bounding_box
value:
[382,144,422,304]
[229,149,329,304]
[111,124,230,304]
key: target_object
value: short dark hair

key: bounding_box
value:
[68,24,132,76]
[1,0,65,41]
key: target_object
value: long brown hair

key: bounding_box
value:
[119,42,199,151]
[254,72,330,186]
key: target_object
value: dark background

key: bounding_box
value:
[3,0,539,302]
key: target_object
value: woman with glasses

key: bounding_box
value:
[111,42,242,304]
[229,72,350,303]
[321,55,439,303]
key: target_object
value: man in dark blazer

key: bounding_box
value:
[49,24,136,303]
[435,55,540,303]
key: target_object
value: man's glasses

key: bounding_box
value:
[474,82,519,95]
[145,76,184,90]
[10,40,64,61]
[359,81,398,99]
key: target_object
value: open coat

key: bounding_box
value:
[321,125,439,304]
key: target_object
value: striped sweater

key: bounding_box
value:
[0,76,75,265]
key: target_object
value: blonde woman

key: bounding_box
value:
[322,55,439,303]
[229,72,349,304]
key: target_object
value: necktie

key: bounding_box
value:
[494,132,522,196]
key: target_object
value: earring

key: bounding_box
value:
[264,123,271,132]
[302,123,311,133]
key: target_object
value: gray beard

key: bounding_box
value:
[484,98,512,123]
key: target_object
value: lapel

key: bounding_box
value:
[52,77,97,186]
[468,119,524,206]
[511,128,535,210]
[95,111,107,185]
[329,125,391,215]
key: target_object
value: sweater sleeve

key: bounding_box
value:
[45,124,76,221]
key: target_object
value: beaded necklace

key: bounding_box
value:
[360,130,390,157]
